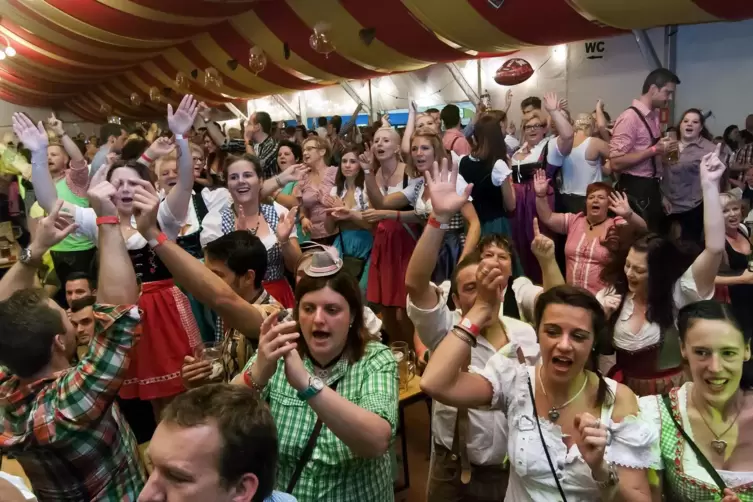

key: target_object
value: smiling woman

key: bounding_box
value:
[639,300,753,501]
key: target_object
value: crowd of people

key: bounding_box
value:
[0,66,752,502]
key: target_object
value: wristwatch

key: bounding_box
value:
[19,247,32,265]
[594,461,619,488]
[297,376,325,401]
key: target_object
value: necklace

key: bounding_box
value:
[587,217,607,231]
[690,387,742,456]
[538,366,588,422]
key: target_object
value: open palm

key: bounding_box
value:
[425,158,471,219]
[12,113,48,152]
[168,95,198,136]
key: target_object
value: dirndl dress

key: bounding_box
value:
[335,229,373,294]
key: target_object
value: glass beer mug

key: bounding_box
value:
[390,341,416,393]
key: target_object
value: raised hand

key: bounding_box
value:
[130,178,161,237]
[254,314,300,386]
[424,157,472,221]
[504,89,513,110]
[12,113,48,152]
[87,178,118,217]
[283,345,311,391]
[532,169,549,198]
[470,258,506,327]
[197,102,212,122]
[147,136,175,160]
[358,148,375,173]
[608,192,633,218]
[700,142,726,186]
[573,412,608,472]
[542,92,560,113]
[280,163,310,184]
[531,217,554,261]
[596,99,604,112]
[47,112,65,137]
[168,95,199,136]
[31,200,78,252]
[276,206,298,243]
[558,97,569,111]
[506,121,516,136]
[602,293,622,317]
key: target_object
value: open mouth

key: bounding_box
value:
[120,197,133,204]
[311,330,331,342]
[376,148,386,156]
[551,356,573,372]
[236,187,250,194]
[705,378,728,392]
[166,180,177,187]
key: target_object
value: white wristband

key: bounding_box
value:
[174,134,186,141]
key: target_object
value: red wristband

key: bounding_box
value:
[95,216,119,226]
[650,145,657,155]
[428,216,450,230]
[458,317,481,337]
[140,152,154,164]
[147,232,169,248]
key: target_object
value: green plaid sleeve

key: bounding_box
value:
[355,343,399,436]
[54,304,141,432]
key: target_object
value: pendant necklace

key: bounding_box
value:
[538,365,588,422]
[588,217,607,231]
[691,388,742,456]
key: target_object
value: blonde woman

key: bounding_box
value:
[560,113,612,213]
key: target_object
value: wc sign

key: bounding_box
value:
[585,41,605,60]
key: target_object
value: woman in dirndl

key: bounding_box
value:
[201,154,301,308]
[508,93,573,282]
[360,127,422,347]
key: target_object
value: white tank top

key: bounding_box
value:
[561,137,603,196]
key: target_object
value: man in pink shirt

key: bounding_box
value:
[440,104,472,156]
[610,68,680,232]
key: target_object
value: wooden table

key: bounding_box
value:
[395,376,427,493]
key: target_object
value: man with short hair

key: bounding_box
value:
[520,96,542,115]
[64,271,96,306]
[246,111,279,179]
[139,384,295,502]
[70,295,96,357]
[89,122,128,177]
[426,108,441,130]
[610,68,681,231]
[0,179,145,499]
[734,114,753,170]
[440,104,472,156]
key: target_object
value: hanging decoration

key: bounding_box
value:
[149,86,161,103]
[213,74,224,88]
[494,58,534,86]
[99,103,112,115]
[309,23,335,57]
[130,92,143,106]
[227,59,239,71]
[107,116,121,125]
[175,71,189,91]
[283,42,291,60]
[204,67,219,87]
[248,47,267,75]
[359,28,377,46]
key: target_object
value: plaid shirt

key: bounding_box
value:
[0,304,146,501]
[736,142,753,168]
[244,341,398,502]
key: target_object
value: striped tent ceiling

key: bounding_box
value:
[0,0,750,122]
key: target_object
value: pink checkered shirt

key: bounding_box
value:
[609,99,662,178]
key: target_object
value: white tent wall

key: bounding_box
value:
[0,101,99,140]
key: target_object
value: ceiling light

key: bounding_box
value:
[4,46,15,57]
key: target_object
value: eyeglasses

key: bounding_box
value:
[192,157,204,163]
[523,124,544,131]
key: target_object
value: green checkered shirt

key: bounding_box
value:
[0,304,147,501]
[244,341,398,502]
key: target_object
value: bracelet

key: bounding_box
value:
[451,328,477,348]
[147,232,169,248]
[243,370,265,394]
[650,145,657,155]
[275,175,285,189]
[140,152,154,164]
[363,168,371,175]
[457,317,481,336]
[95,216,119,226]
[428,216,450,230]
[174,134,186,141]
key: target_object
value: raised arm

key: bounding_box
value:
[533,169,567,234]
[47,114,89,196]
[13,113,58,214]
[532,217,565,292]
[197,102,227,147]
[55,175,140,429]
[163,95,199,224]
[339,103,362,138]
[134,179,265,337]
[595,99,611,142]
[421,260,502,408]
[260,163,310,200]
[460,201,480,260]
[0,201,77,301]
[608,191,647,231]
[692,143,726,298]
[405,159,472,309]
[543,92,574,156]
[401,100,417,156]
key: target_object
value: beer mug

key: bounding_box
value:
[664,131,679,164]
[390,341,416,392]
[194,342,223,380]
